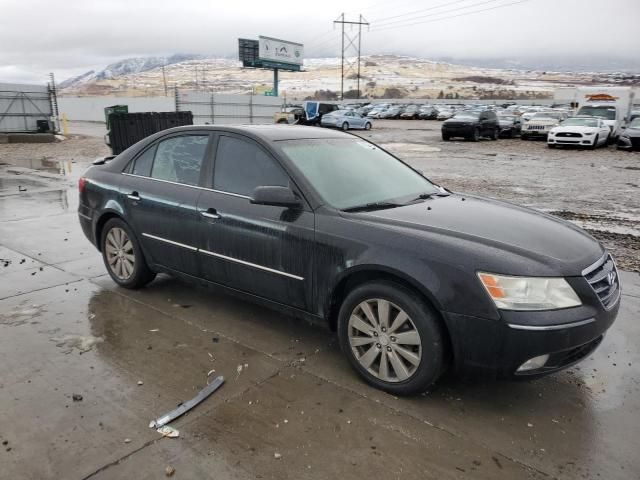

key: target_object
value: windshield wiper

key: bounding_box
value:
[342,201,403,213]
[412,191,451,201]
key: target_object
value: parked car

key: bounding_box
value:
[321,110,372,131]
[418,106,438,120]
[442,110,500,141]
[274,105,304,124]
[436,108,455,121]
[497,114,522,138]
[299,101,340,125]
[616,117,640,151]
[521,111,568,140]
[400,105,419,119]
[379,106,403,119]
[79,125,620,395]
[547,116,610,149]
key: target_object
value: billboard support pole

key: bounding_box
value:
[273,68,279,97]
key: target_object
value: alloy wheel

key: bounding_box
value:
[348,298,422,382]
[105,227,135,280]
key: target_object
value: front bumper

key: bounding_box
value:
[548,134,596,146]
[442,273,620,379]
[442,125,474,137]
[617,136,639,150]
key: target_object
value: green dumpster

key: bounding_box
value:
[104,105,129,129]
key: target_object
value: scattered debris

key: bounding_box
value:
[212,336,220,343]
[274,453,282,459]
[236,365,243,377]
[51,334,104,353]
[157,425,179,438]
[165,465,176,477]
[124,438,131,444]
[72,393,83,402]
[18,186,27,192]
[527,422,533,428]
[149,329,159,332]
[137,381,144,386]
[207,369,216,377]
[149,376,225,428]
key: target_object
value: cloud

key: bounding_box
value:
[1,0,638,83]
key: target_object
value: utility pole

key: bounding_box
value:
[161,64,168,96]
[333,13,369,100]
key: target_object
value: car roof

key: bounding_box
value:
[161,124,349,142]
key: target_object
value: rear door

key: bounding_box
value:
[120,132,211,275]
[196,133,315,310]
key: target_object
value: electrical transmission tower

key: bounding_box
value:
[333,13,369,100]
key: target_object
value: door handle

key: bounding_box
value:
[200,208,220,219]
[127,191,141,201]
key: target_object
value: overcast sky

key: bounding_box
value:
[1,0,639,83]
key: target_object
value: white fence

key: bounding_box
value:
[58,96,175,122]
[176,91,283,125]
[0,83,53,133]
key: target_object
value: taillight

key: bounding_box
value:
[78,177,86,193]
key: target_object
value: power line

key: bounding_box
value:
[370,0,475,26]
[369,0,530,32]
[373,0,505,29]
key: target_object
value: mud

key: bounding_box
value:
[0,121,638,479]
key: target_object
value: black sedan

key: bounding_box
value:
[617,117,640,151]
[79,125,620,395]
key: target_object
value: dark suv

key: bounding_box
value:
[442,110,500,141]
[79,125,619,395]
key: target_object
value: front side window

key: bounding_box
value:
[150,135,209,186]
[280,138,439,210]
[213,136,288,197]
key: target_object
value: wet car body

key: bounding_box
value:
[617,118,640,150]
[79,125,620,392]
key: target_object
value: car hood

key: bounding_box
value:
[550,125,599,134]
[622,127,640,137]
[352,194,602,274]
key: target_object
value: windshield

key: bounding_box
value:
[562,118,599,127]
[499,115,515,121]
[453,111,480,120]
[532,112,562,119]
[279,138,439,210]
[629,118,640,128]
[577,106,616,120]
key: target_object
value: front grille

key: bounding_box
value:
[525,125,548,131]
[556,132,582,138]
[583,254,620,309]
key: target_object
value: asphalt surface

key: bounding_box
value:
[0,121,639,479]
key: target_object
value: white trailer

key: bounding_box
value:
[553,87,637,140]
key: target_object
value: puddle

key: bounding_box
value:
[50,334,104,354]
[0,189,75,221]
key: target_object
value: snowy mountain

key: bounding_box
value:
[59,54,203,89]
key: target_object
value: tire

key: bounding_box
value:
[510,129,517,139]
[442,133,450,141]
[590,135,599,150]
[521,134,528,140]
[341,122,349,131]
[490,128,499,141]
[337,281,446,395]
[469,128,480,142]
[276,119,288,124]
[547,143,557,149]
[101,217,156,289]
[364,122,372,131]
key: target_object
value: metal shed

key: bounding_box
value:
[0,82,55,133]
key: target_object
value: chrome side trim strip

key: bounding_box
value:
[78,212,92,221]
[507,318,596,331]
[581,252,607,276]
[121,173,250,199]
[142,233,198,251]
[199,249,304,281]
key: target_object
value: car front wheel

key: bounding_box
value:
[337,281,445,395]
[364,122,372,130]
[101,217,156,289]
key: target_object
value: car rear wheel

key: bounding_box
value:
[341,122,349,131]
[101,218,156,289]
[491,128,499,140]
[469,128,480,142]
[337,281,445,395]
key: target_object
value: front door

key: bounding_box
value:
[120,133,211,275]
[196,134,314,310]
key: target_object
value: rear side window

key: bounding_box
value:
[132,145,155,176]
[150,135,209,186]
[213,136,288,196]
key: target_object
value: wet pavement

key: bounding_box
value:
[0,123,639,479]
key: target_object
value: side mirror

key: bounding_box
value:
[250,186,301,208]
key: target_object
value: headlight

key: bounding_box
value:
[478,273,581,310]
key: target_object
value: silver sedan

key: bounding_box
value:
[321,110,373,131]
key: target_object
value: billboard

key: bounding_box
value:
[258,36,303,67]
